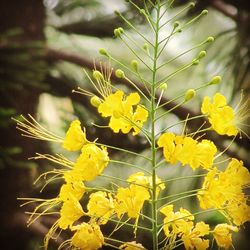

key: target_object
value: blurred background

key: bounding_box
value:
[0,0,249,249]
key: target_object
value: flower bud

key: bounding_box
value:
[198,50,206,59]
[185,89,196,101]
[189,2,195,7]
[99,48,109,56]
[206,36,214,43]
[159,83,168,91]
[90,96,102,108]
[209,76,221,85]
[192,59,199,65]
[115,69,125,79]
[114,27,124,37]
[131,60,139,72]
[114,10,121,16]
[92,70,103,80]
[201,10,208,15]
[174,21,180,28]
[143,43,149,51]
[140,9,146,15]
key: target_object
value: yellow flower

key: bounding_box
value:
[157,132,177,164]
[213,224,238,249]
[127,172,165,198]
[58,198,84,229]
[115,184,150,219]
[62,120,87,151]
[189,140,217,170]
[130,105,149,135]
[98,90,125,117]
[71,222,104,250]
[201,93,238,136]
[87,191,114,224]
[198,159,250,225]
[97,90,148,135]
[158,133,217,170]
[119,241,145,249]
[226,198,250,226]
[74,144,109,181]
[181,222,210,250]
[160,205,194,237]
[59,181,85,202]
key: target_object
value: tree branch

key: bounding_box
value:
[211,0,238,21]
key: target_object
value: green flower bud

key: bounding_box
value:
[143,43,149,51]
[209,76,221,85]
[174,21,180,28]
[115,69,125,79]
[92,70,103,80]
[159,83,168,91]
[90,96,102,108]
[198,50,206,59]
[206,36,214,43]
[114,10,121,16]
[185,89,196,101]
[201,10,208,15]
[192,59,199,65]
[114,28,120,37]
[99,48,109,56]
[131,60,139,72]
[189,2,195,7]
[140,9,146,15]
[114,27,124,37]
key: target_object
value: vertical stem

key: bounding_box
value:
[151,2,161,250]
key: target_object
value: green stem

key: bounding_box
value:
[150,2,161,249]
[110,159,151,174]
[159,173,206,184]
[156,188,202,202]
[95,142,151,161]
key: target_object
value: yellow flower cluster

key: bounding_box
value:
[24,120,110,249]
[160,204,242,249]
[24,120,159,249]
[97,90,148,135]
[201,93,238,136]
[198,158,250,226]
[157,132,217,170]
[160,205,195,237]
[115,172,165,219]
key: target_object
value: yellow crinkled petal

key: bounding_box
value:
[125,92,140,107]
[58,198,84,229]
[62,120,87,151]
[190,139,217,170]
[59,181,85,201]
[182,222,210,250]
[213,224,238,249]
[210,106,238,136]
[201,93,238,136]
[71,222,104,250]
[131,105,148,135]
[74,144,109,181]
[109,116,132,134]
[119,241,145,249]
[87,191,114,224]
[115,185,149,219]
[98,90,124,117]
